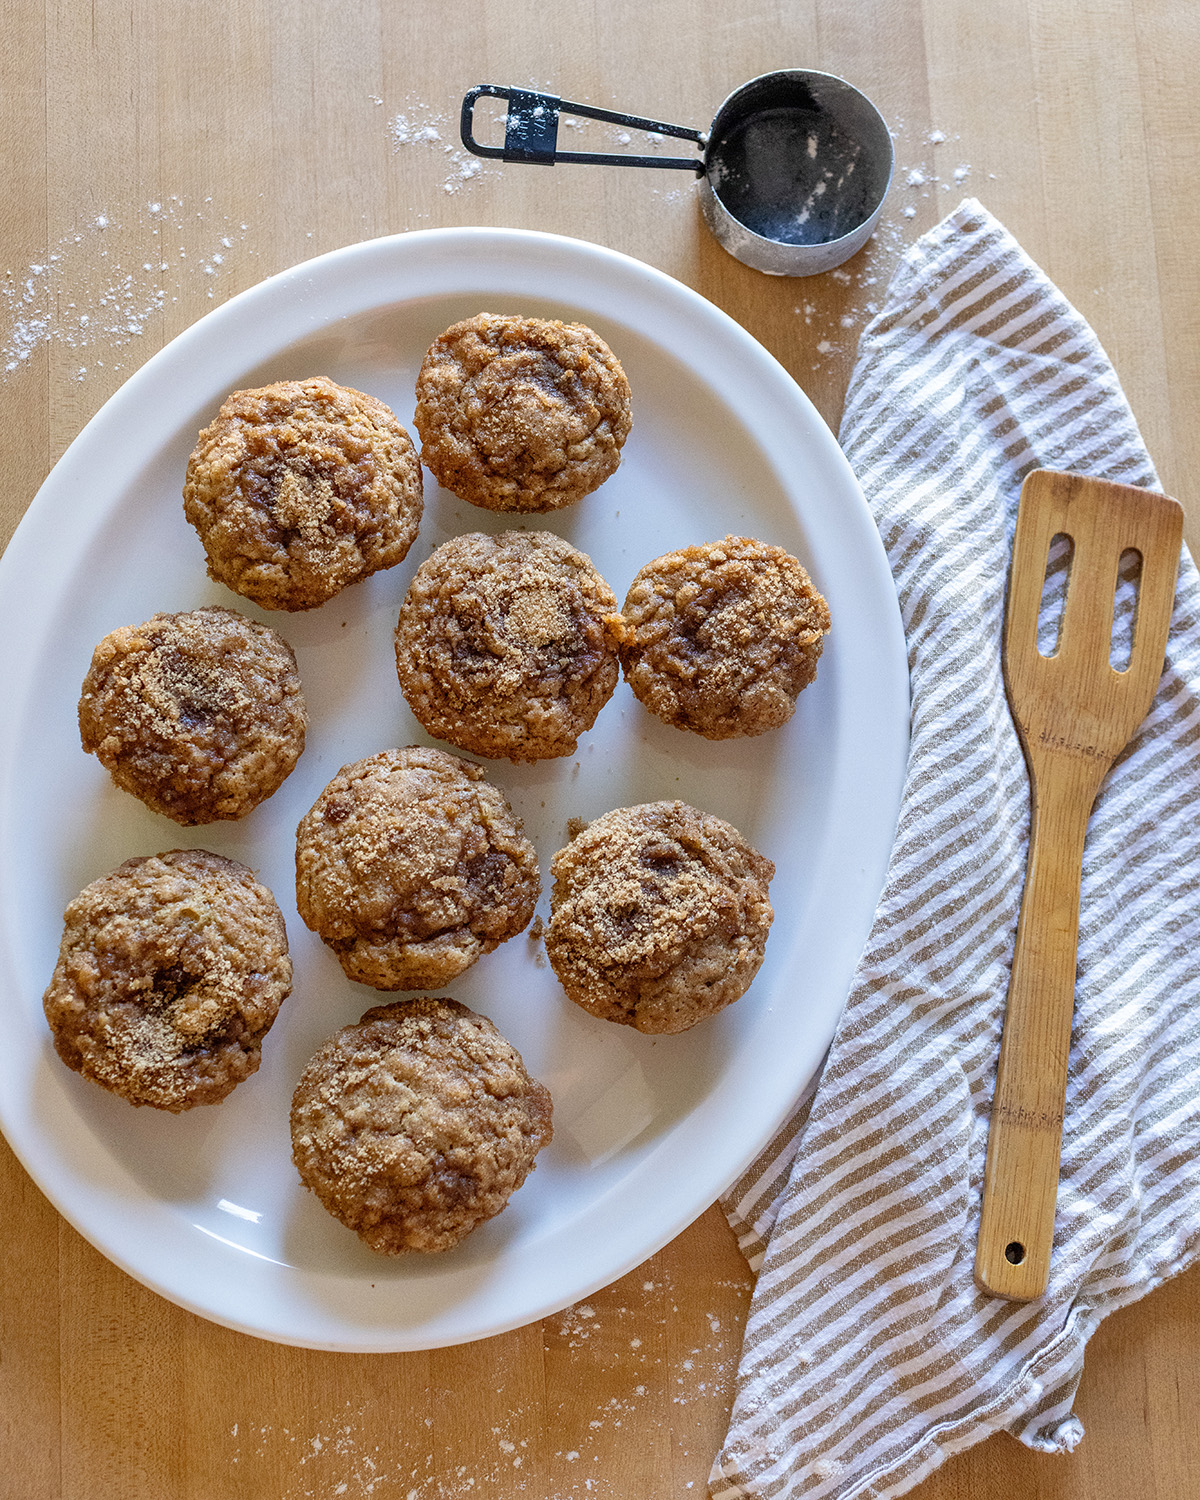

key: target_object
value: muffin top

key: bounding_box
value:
[295,746,540,991]
[78,605,307,824]
[414,313,632,513]
[545,800,775,1034]
[615,535,831,738]
[183,376,423,610]
[395,529,621,762]
[291,998,553,1253]
[42,848,292,1111]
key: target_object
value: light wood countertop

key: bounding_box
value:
[2,3,1197,1496]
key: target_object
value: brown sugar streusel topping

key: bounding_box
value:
[42,848,292,1112]
[183,376,423,611]
[290,997,553,1253]
[78,605,307,824]
[395,529,621,762]
[295,747,540,991]
[614,534,831,739]
[414,313,632,513]
[545,800,775,1035]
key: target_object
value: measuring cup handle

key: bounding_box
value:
[461,86,560,163]
[460,85,706,172]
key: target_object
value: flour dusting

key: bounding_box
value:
[387,98,491,196]
[221,1269,752,1498]
[1,197,254,382]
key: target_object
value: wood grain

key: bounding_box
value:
[2,2,1199,1497]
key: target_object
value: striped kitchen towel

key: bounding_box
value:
[710,199,1200,1500]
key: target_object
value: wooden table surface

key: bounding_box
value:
[3,3,1198,1497]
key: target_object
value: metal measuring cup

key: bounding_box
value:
[461,71,894,277]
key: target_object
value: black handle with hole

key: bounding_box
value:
[460,85,706,172]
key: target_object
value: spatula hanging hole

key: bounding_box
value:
[1110,547,1143,672]
[1004,1241,1026,1265]
[1036,533,1074,657]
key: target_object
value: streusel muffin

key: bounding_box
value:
[295,747,540,990]
[413,313,632,512]
[545,800,774,1034]
[395,530,621,762]
[291,998,553,1253]
[78,605,307,824]
[42,848,292,1111]
[614,535,831,738]
[183,376,423,610]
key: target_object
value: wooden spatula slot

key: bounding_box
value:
[1035,532,1073,657]
[1109,547,1142,671]
[974,469,1183,1301]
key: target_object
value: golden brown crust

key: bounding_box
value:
[394,530,621,762]
[78,605,307,824]
[294,747,540,990]
[183,376,423,611]
[290,998,553,1253]
[545,801,774,1035]
[42,849,292,1111]
[413,313,632,513]
[614,535,831,739]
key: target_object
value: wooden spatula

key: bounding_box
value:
[974,468,1183,1300]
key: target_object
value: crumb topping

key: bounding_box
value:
[291,998,553,1253]
[614,535,831,738]
[546,801,774,1034]
[183,376,423,611]
[295,747,540,990]
[42,848,292,1111]
[395,530,621,762]
[414,314,632,513]
[77,606,307,824]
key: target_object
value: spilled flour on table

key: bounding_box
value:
[384,96,493,197]
[222,1271,753,1498]
[0,196,255,382]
